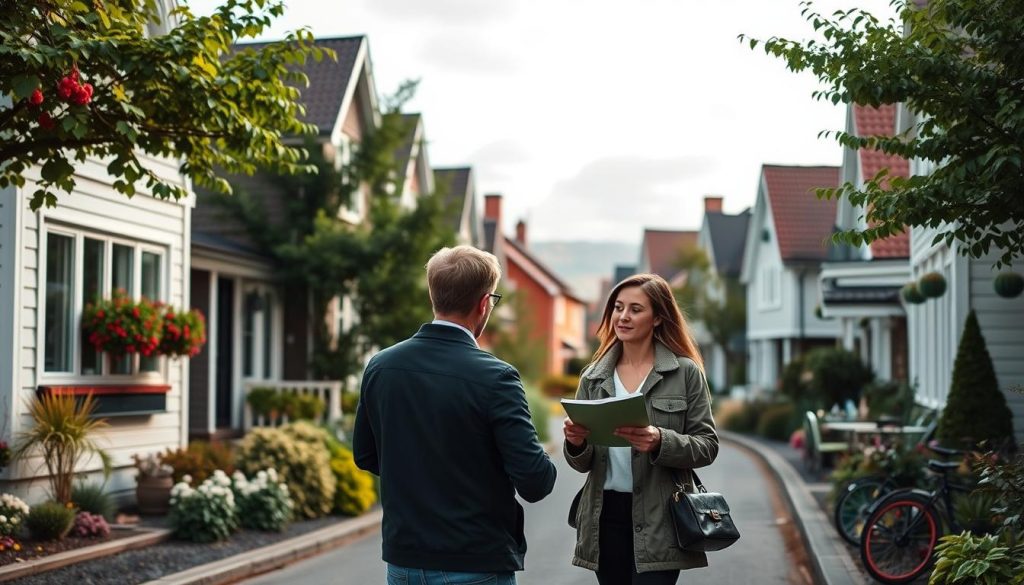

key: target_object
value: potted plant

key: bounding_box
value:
[900,282,926,304]
[81,289,162,357]
[158,305,207,358]
[993,271,1024,298]
[133,452,174,515]
[918,271,948,298]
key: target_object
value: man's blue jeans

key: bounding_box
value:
[386,564,516,585]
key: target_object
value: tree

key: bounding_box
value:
[744,0,1024,266]
[486,289,548,385]
[936,310,1015,449]
[0,0,326,210]
[672,246,747,389]
[211,85,455,381]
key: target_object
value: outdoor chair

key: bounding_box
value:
[803,410,848,472]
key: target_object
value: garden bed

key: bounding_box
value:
[9,514,355,585]
[0,527,139,567]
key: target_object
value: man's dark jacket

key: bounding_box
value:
[353,323,557,572]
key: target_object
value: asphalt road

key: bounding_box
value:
[244,428,798,585]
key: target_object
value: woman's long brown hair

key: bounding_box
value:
[592,273,704,370]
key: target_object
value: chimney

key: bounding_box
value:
[484,194,502,227]
[703,195,724,214]
[515,220,527,246]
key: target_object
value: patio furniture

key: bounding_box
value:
[803,411,848,472]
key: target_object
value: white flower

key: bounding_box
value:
[11,517,18,524]
[182,474,193,484]
[0,515,6,524]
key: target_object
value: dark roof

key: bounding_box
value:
[393,113,420,179]
[483,219,498,254]
[762,165,840,262]
[236,36,364,133]
[640,229,698,280]
[613,264,637,284]
[434,167,472,232]
[705,210,751,277]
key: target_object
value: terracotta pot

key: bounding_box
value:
[136,475,173,515]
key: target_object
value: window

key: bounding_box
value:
[760,265,781,309]
[41,227,166,377]
[242,286,277,380]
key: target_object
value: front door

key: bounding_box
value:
[215,277,234,429]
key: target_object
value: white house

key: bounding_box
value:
[740,165,842,393]
[695,196,750,392]
[0,0,198,504]
[818,104,912,383]
[897,105,1024,441]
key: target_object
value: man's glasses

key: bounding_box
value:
[487,293,502,308]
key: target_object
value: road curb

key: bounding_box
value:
[140,510,383,585]
[720,431,867,585]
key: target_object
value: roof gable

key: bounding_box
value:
[762,165,840,263]
[504,237,584,303]
[852,104,910,259]
[640,229,699,282]
[705,210,751,277]
[434,167,473,234]
[236,36,367,135]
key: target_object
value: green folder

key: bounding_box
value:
[561,393,650,447]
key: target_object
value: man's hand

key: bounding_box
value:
[614,425,662,453]
[563,418,590,448]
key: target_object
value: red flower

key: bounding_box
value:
[29,88,44,106]
[126,345,136,353]
[96,310,105,319]
[132,307,141,319]
[37,112,55,130]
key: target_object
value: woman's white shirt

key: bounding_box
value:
[603,368,650,493]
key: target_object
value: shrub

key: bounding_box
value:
[756,403,797,441]
[931,532,1023,585]
[25,501,75,541]
[71,483,115,521]
[803,347,874,409]
[232,469,293,531]
[937,311,1015,449]
[340,390,359,415]
[539,374,580,398]
[161,441,234,484]
[235,427,334,519]
[779,355,810,404]
[863,380,916,423]
[14,392,111,504]
[525,386,550,443]
[0,493,30,537]
[71,511,110,538]
[716,399,768,433]
[330,447,377,516]
[829,442,928,499]
[169,470,237,542]
[291,394,325,421]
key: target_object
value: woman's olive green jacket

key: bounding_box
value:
[564,342,719,573]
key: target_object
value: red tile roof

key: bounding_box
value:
[641,229,699,282]
[762,165,840,262]
[852,105,910,259]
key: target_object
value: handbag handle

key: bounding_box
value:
[672,469,707,494]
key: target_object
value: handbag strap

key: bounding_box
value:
[671,469,707,494]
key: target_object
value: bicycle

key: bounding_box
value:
[858,444,967,585]
[832,422,937,545]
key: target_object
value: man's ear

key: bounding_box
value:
[478,293,491,315]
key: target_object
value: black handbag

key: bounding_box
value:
[669,470,740,552]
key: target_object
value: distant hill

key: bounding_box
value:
[529,240,638,303]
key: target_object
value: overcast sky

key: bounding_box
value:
[188,0,898,244]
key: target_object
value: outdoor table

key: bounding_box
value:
[820,421,930,448]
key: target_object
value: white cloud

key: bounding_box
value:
[361,0,515,25]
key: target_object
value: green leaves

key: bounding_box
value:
[1,0,321,209]
[744,0,1024,266]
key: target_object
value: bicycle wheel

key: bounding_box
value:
[860,492,940,585]
[834,476,889,546]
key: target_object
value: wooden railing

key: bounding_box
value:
[242,380,343,431]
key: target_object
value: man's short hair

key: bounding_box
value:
[426,246,501,316]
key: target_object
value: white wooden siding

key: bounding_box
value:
[6,153,192,503]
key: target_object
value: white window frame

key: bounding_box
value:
[240,282,281,382]
[759,265,782,310]
[38,224,168,383]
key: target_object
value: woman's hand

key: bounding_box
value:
[564,418,590,448]
[614,425,662,453]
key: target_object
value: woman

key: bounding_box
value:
[564,273,719,584]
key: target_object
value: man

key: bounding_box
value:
[354,245,557,585]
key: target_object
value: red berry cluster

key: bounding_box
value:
[56,66,93,106]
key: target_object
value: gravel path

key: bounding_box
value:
[11,515,348,585]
